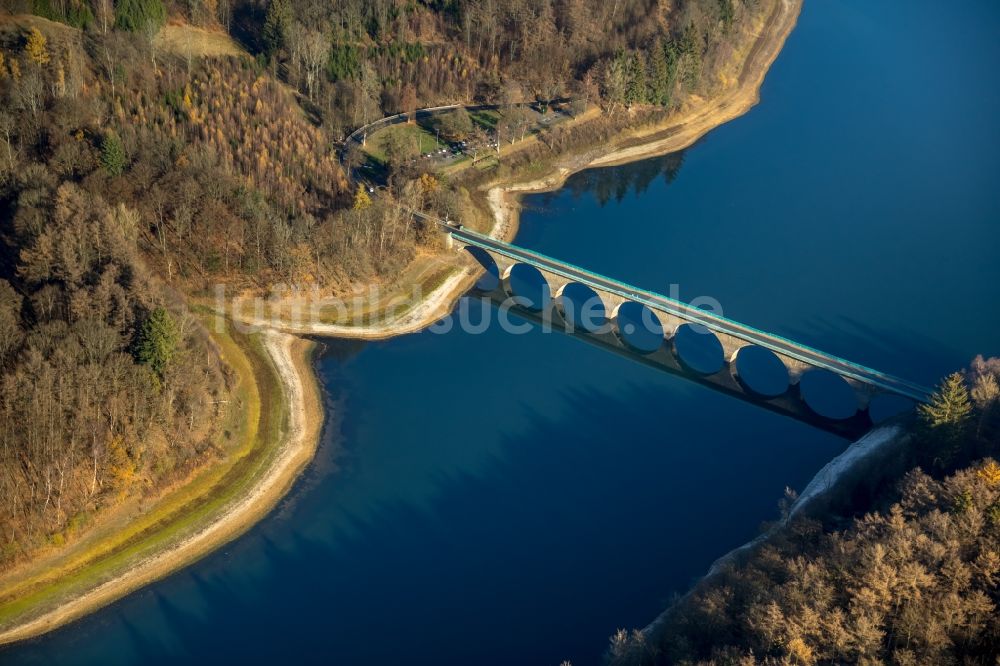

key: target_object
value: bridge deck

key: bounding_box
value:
[443,224,933,404]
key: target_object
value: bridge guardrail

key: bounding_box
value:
[417,212,933,403]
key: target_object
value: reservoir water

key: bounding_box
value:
[5,0,999,664]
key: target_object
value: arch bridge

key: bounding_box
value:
[419,212,932,439]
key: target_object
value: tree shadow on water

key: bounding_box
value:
[2,380,841,666]
[164,382,839,666]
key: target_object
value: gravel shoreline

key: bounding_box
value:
[0,0,802,645]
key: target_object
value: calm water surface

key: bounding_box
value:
[6,1,999,664]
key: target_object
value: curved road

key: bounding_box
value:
[343,98,574,151]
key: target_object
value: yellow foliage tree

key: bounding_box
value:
[978,460,1000,486]
[55,62,66,97]
[785,637,815,665]
[25,27,50,66]
[352,184,372,211]
[9,57,21,81]
[419,173,440,196]
[0,52,6,79]
[107,436,136,495]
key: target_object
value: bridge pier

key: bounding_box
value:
[451,238,920,439]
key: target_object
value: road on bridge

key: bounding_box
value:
[410,209,932,404]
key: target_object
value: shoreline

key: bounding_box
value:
[640,424,911,639]
[0,0,802,646]
[0,328,323,646]
[483,0,801,247]
[231,0,802,341]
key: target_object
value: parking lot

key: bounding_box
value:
[354,101,577,181]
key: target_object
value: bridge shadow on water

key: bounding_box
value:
[776,313,968,389]
[4,307,862,666]
[21,371,840,666]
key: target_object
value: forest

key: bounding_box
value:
[0,0,768,566]
[607,359,1000,665]
[1,2,998,663]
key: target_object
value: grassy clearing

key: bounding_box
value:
[154,24,247,58]
[0,314,287,634]
[362,122,442,163]
[470,109,501,129]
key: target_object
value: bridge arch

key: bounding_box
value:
[797,369,859,421]
[464,247,500,292]
[612,301,664,354]
[555,282,608,334]
[671,323,725,376]
[730,345,790,398]
[502,263,550,312]
[433,224,933,437]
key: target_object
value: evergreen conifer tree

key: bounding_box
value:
[918,372,973,467]
[100,131,126,175]
[134,307,179,379]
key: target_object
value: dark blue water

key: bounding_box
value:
[6,1,999,664]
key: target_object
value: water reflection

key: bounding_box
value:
[505,263,551,312]
[733,345,790,398]
[614,302,664,354]
[565,151,687,206]
[556,283,608,334]
[5,0,1000,664]
[672,323,725,376]
[798,369,859,421]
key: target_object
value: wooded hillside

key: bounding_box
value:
[0,0,769,575]
[608,360,1000,665]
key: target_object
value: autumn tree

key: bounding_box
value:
[25,28,50,66]
[418,173,439,197]
[0,280,23,367]
[401,84,418,123]
[352,184,372,210]
[603,53,629,112]
[106,436,135,495]
[93,0,113,33]
[296,27,328,101]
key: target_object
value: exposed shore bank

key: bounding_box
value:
[483,0,801,248]
[0,0,802,646]
[0,325,323,646]
[230,0,802,341]
[638,423,912,642]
